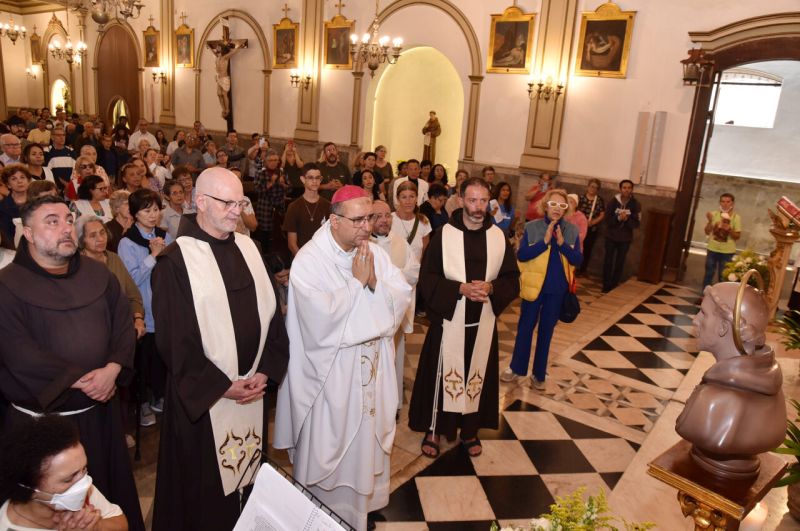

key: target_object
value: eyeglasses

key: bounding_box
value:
[203,193,248,211]
[546,201,568,210]
[79,164,95,170]
[335,213,376,227]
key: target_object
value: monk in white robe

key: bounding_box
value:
[274,186,412,531]
[370,200,419,412]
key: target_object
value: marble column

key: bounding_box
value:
[159,0,176,125]
[350,70,364,147]
[519,0,579,172]
[0,42,7,119]
[294,0,324,142]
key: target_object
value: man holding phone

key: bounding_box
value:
[221,130,246,173]
[703,193,741,287]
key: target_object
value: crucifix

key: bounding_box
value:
[335,0,346,16]
[282,3,290,19]
[206,16,247,129]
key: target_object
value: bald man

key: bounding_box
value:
[151,167,290,531]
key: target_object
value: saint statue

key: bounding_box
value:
[422,111,441,163]
[676,277,786,480]
[207,17,247,124]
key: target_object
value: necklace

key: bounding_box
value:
[303,198,320,222]
[11,502,53,529]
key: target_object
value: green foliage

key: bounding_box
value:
[720,250,770,291]
[490,488,655,531]
[774,311,800,351]
[774,398,800,487]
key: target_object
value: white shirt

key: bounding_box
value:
[0,488,123,531]
[127,130,158,152]
[390,212,431,264]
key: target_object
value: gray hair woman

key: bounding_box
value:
[106,190,132,253]
[76,215,145,339]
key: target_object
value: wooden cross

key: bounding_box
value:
[335,0,346,16]
[282,3,290,19]
[178,11,187,26]
[148,14,154,27]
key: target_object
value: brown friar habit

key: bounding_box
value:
[151,214,290,531]
[0,239,144,531]
[408,209,519,440]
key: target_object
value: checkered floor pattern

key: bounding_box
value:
[374,400,639,529]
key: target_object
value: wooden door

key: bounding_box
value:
[96,25,140,126]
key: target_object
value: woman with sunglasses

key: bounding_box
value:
[502,189,582,389]
[65,156,97,201]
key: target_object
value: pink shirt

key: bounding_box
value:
[566,212,588,250]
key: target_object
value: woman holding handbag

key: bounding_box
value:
[502,189,582,389]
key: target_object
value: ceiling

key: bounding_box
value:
[0,0,66,15]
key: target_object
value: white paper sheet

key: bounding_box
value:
[233,464,347,531]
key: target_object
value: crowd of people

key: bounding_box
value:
[0,108,653,531]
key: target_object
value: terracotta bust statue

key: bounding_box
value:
[676,280,786,480]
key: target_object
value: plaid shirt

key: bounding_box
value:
[254,169,287,232]
[578,194,605,231]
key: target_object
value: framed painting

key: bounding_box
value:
[273,17,299,68]
[175,23,195,68]
[143,25,159,68]
[574,2,636,78]
[324,15,354,70]
[487,6,535,74]
[30,32,43,65]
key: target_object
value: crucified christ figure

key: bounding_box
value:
[210,40,247,119]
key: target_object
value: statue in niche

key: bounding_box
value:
[676,275,786,480]
[421,111,441,163]
[207,17,247,127]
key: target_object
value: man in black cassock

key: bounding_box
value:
[0,195,144,530]
[151,167,289,531]
[408,177,519,457]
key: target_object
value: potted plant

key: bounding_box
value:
[772,311,800,521]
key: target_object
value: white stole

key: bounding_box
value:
[440,224,505,414]
[176,233,275,496]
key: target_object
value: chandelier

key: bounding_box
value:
[349,0,402,77]
[48,12,87,64]
[0,14,27,44]
[88,0,144,26]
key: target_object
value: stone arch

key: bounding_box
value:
[667,12,800,277]
[41,15,70,108]
[194,9,272,133]
[93,20,144,125]
[364,0,483,161]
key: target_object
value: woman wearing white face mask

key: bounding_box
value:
[0,416,128,530]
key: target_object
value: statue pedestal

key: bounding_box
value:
[648,440,786,530]
[766,227,800,316]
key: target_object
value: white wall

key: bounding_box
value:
[705,61,800,182]
[370,46,463,171]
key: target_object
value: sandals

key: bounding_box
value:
[421,432,440,458]
[461,437,482,457]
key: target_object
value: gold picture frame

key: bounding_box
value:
[574,2,636,79]
[487,6,536,74]
[175,23,195,68]
[143,24,159,68]
[30,32,43,65]
[324,14,354,70]
[273,16,299,69]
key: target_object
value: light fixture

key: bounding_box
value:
[681,48,714,87]
[527,76,564,102]
[289,69,311,90]
[48,12,87,65]
[25,67,37,79]
[349,0,402,77]
[89,0,144,27]
[0,14,27,44]
[152,67,166,84]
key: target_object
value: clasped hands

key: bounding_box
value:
[351,241,377,291]
[224,373,268,405]
[460,280,493,303]
[72,362,121,403]
[543,220,565,246]
[51,503,102,531]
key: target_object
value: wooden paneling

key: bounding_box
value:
[96,25,139,126]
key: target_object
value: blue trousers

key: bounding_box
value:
[703,250,734,287]
[510,293,563,381]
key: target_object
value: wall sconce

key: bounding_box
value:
[290,69,311,90]
[25,67,37,80]
[681,48,714,87]
[527,76,564,103]
[151,67,167,84]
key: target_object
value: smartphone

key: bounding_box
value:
[259,137,266,148]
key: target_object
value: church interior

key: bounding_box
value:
[3,0,800,529]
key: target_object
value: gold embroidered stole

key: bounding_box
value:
[440,224,504,414]
[177,233,275,496]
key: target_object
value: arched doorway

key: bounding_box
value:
[95,23,140,126]
[50,78,69,114]
[666,15,800,279]
[369,46,464,172]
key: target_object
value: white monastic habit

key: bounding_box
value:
[274,220,412,531]
[372,231,419,409]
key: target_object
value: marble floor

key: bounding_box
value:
[129,275,800,530]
